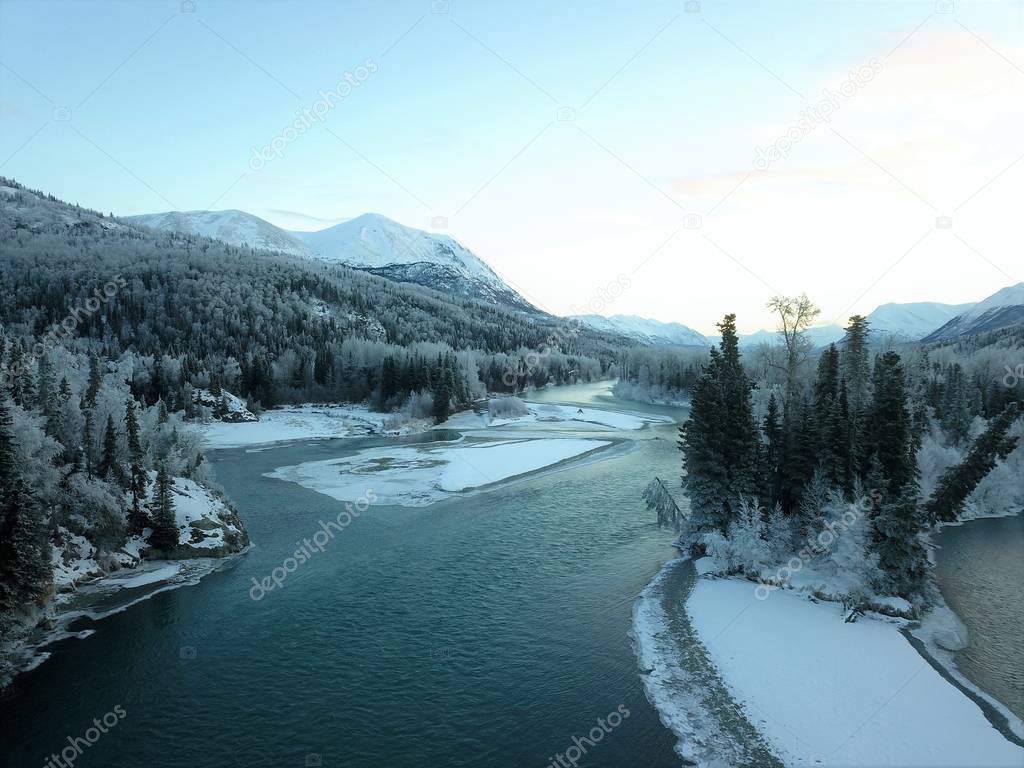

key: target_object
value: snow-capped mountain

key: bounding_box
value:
[922,283,1024,342]
[126,209,536,313]
[125,210,309,257]
[865,301,975,341]
[573,314,709,347]
[288,213,536,312]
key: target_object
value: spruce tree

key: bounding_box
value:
[0,480,51,631]
[98,414,126,488]
[842,315,871,416]
[148,463,178,552]
[680,314,759,535]
[0,400,50,631]
[760,393,783,509]
[82,408,95,477]
[84,352,102,409]
[36,352,59,437]
[842,315,872,476]
[125,399,149,533]
[432,376,451,424]
[867,351,914,498]
[873,486,930,600]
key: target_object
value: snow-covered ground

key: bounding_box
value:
[49,475,247,592]
[686,577,1024,767]
[201,403,427,449]
[266,437,611,507]
[202,399,669,450]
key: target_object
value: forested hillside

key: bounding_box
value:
[1,178,622,410]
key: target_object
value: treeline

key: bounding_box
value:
[612,346,705,403]
[677,307,1021,605]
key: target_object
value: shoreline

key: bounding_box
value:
[633,519,1024,767]
[630,556,782,768]
[0,547,249,689]
[913,508,1024,743]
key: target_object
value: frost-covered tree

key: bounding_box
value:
[924,402,1020,522]
[872,487,930,601]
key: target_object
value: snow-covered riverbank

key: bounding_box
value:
[200,398,672,450]
[683,576,1024,767]
[201,403,429,449]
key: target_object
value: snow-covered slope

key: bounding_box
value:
[125,210,309,257]
[290,213,537,312]
[126,208,537,313]
[922,283,1024,342]
[573,314,708,347]
[866,301,975,341]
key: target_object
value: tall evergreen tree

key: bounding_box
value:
[680,314,760,535]
[0,479,51,633]
[873,486,930,600]
[760,393,783,508]
[867,351,914,498]
[148,463,178,552]
[125,398,149,533]
[84,352,102,409]
[98,414,126,488]
[432,376,451,424]
[36,352,59,437]
[0,399,50,633]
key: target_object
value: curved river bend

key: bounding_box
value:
[3,382,1020,768]
[1,384,688,768]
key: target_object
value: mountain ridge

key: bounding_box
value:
[127,208,539,313]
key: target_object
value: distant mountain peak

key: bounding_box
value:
[865,300,975,341]
[126,207,537,313]
[289,215,536,312]
[572,314,709,347]
[922,282,1024,342]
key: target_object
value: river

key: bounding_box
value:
[3,382,1020,768]
[933,512,1024,722]
[0,383,689,768]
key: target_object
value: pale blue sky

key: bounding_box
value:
[2,0,1023,332]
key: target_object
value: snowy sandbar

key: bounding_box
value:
[266,437,611,507]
